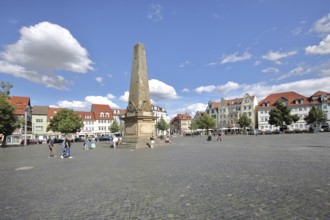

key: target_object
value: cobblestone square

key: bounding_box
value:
[0,133,329,219]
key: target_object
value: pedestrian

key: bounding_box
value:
[83,139,89,150]
[150,135,155,148]
[207,132,212,142]
[61,139,66,159]
[217,132,222,141]
[65,138,73,159]
[47,137,56,158]
[112,135,118,148]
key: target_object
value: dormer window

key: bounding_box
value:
[100,112,104,117]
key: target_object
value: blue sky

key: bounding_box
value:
[1,0,330,119]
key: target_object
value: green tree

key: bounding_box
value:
[110,120,119,133]
[189,119,199,131]
[47,109,83,135]
[268,102,295,131]
[195,114,216,132]
[304,106,326,129]
[156,116,169,134]
[237,113,252,132]
[0,82,17,147]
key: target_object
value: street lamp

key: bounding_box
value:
[24,105,30,146]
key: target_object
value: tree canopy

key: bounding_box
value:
[110,120,119,133]
[268,102,299,130]
[304,106,326,127]
[237,113,252,130]
[0,82,17,147]
[156,115,170,132]
[47,109,84,135]
[194,114,216,131]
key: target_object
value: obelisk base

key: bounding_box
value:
[120,112,157,149]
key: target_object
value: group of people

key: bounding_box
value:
[47,137,73,159]
[207,132,222,142]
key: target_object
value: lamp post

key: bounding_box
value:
[24,106,30,146]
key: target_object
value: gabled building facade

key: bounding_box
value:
[218,93,258,129]
[9,96,32,135]
[170,113,191,134]
[257,91,312,132]
[31,106,48,138]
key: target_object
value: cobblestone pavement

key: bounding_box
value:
[0,133,329,219]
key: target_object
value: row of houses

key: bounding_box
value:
[3,90,330,142]
[204,91,330,132]
[5,96,169,143]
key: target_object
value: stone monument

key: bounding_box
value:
[120,43,157,149]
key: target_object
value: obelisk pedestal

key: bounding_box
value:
[120,43,157,149]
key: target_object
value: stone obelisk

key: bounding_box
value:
[121,43,157,149]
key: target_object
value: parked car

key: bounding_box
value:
[20,139,42,145]
[74,137,85,142]
[98,136,113,141]
[53,138,64,143]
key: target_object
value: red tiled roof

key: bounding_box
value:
[91,104,112,112]
[91,104,113,120]
[258,91,310,108]
[48,107,63,121]
[9,96,31,115]
[75,111,95,121]
[311,90,330,97]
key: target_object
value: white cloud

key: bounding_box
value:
[119,91,129,102]
[243,77,330,99]
[175,103,207,118]
[57,100,88,110]
[262,67,280,73]
[179,60,190,68]
[107,93,116,99]
[96,76,103,85]
[310,13,330,36]
[85,96,119,109]
[181,88,190,93]
[195,85,216,93]
[217,81,240,94]
[148,4,162,22]
[277,65,312,81]
[0,21,93,89]
[149,79,179,99]
[305,34,330,55]
[220,52,252,64]
[262,50,297,63]
[195,81,241,94]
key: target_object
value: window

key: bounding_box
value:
[36,119,43,123]
[100,112,104,117]
[105,113,109,117]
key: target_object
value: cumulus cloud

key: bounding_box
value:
[57,100,88,110]
[305,34,330,55]
[310,13,330,36]
[243,77,330,100]
[175,103,207,118]
[148,3,162,21]
[119,91,129,102]
[195,81,241,94]
[220,52,252,64]
[85,96,119,109]
[262,50,297,63]
[195,85,216,93]
[149,79,179,100]
[96,76,103,85]
[0,21,93,89]
[217,81,240,94]
[181,88,190,93]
